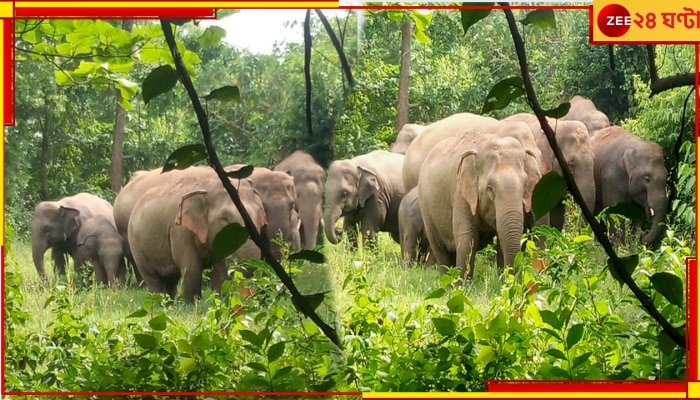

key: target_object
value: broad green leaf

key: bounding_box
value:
[488,311,507,335]
[482,76,525,114]
[55,42,76,56]
[212,222,249,262]
[239,329,262,348]
[49,20,75,34]
[542,328,562,340]
[476,345,495,364]
[543,102,571,118]
[424,288,446,300]
[133,333,157,349]
[226,165,254,179]
[293,292,328,312]
[604,202,647,222]
[247,362,267,372]
[520,9,557,29]
[432,317,456,336]
[54,70,74,86]
[566,324,584,348]
[288,249,326,263]
[20,29,43,44]
[539,310,561,330]
[413,29,430,44]
[410,10,432,31]
[198,26,227,47]
[203,85,241,103]
[142,65,179,105]
[607,254,639,287]
[545,348,566,360]
[532,171,567,220]
[549,366,570,379]
[273,365,294,381]
[162,144,207,172]
[387,10,404,21]
[139,42,167,63]
[572,351,592,369]
[460,4,493,35]
[125,309,147,318]
[594,300,609,316]
[148,313,168,331]
[179,357,196,374]
[658,329,677,355]
[650,272,685,307]
[267,341,286,363]
[176,339,193,354]
[573,235,593,243]
[446,293,465,313]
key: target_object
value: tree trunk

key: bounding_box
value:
[40,94,50,200]
[397,20,413,133]
[110,19,133,194]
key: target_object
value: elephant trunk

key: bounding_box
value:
[575,173,596,215]
[31,236,48,280]
[323,206,342,244]
[642,190,668,244]
[496,204,525,268]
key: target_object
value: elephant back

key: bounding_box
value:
[390,123,426,154]
[403,112,499,191]
[59,192,115,226]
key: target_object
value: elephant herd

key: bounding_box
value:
[31,95,669,299]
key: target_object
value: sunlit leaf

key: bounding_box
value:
[425,288,446,300]
[520,9,557,29]
[203,85,241,103]
[432,317,456,336]
[650,272,685,307]
[198,26,227,47]
[133,333,157,349]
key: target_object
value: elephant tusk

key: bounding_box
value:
[649,207,655,217]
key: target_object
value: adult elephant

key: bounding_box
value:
[323,150,405,245]
[398,187,433,265]
[390,123,426,154]
[503,113,596,229]
[31,193,115,282]
[128,175,266,303]
[561,95,610,136]
[419,133,539,280]
[590,126,668,244]
[274,151,325,250]
[75,215,126,287]
[403,113,499,191]
[247,166,301,259]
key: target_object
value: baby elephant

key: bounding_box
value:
[75,215,127,286]
[398,187,433,266]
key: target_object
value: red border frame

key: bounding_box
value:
[2,3,698,398]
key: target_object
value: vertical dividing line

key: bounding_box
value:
[3,18,13,126]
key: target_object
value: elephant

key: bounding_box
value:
[403,112,499,191]
[274,151,325,250]
[419,133,539,280]
[74,215,127,286]
[323,150,406,245]
[31,192,115,282]
[390,123,426,154]
[246,166,301,259]
[398,187,433,265]
[561,95,611,136]
[503,113,596,229]
[128,175,267,303]
[590,126,668,244]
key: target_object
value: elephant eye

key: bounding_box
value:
[342,190,349,198]
[644,175,651,183]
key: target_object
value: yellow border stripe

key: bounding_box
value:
[16,1,339,8]
[363,393,686,399]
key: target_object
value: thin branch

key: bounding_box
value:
[159,20,340,348]
[499,4,685,349]
[315,9,355,89]
[304,10,313,137]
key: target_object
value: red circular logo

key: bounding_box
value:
[597,4,631,37]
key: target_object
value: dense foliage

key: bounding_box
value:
[5,7,694,395]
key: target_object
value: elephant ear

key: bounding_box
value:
[622,148,637,183]
[523,149,539,213]
[357,165,380,208]
[176,190,209,244]
[60,206,81,240]
[457,149,479,215]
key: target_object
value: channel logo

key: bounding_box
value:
[597,3,631,37]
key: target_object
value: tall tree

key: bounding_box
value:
[396,20,413,132]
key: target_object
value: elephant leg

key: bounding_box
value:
[549,202,566,231]
[209,261,228,293]
[163,275,181,303]
[456,235,478,281]
[51,247,68,277]
[137,265,167,296]
[93,262,108,286]
[179,251,204,304]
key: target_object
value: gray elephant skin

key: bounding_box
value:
[246,166,301,259]
[590,126,668,244]
[419,133,539,280]
[390,123,426,155]
[503,113,596,230]
[31,192,115,281]
[75,215,127,286]
[398,187,433,265]
[323,150,406,245]
[274,151,325,250]
[561,95,610,136]
[128,175,266,303]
